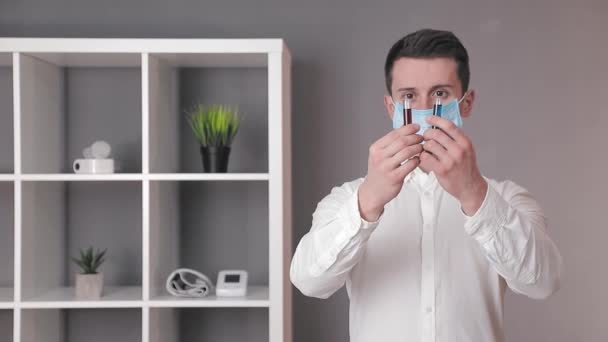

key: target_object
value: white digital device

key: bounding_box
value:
[216,270,248,297]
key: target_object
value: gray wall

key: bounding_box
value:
[0,309,12,340]
[1,0,607,341]
[0,68,13,173]
[0,182,13,287]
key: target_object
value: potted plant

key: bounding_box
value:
[186,104,240,173]
[71,246,107,300]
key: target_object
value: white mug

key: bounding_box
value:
[73,159,115,174]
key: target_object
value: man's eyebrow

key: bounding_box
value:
[396,87,417,92]
[396,84,454,93]
[429,84,454,92]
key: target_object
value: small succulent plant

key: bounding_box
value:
[71,247,107,274]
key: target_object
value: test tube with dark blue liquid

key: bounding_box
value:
[432,98,442,129]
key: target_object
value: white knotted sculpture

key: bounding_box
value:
[166,268,214,298]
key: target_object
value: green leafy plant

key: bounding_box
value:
[71,247,107,274]
[185,104,240,147]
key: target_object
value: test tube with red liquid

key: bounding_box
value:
[403,99,412,126]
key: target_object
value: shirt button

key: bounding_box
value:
[426,306,433,313]
[424,224,431,230]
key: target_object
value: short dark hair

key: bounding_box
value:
[384,29,470,95]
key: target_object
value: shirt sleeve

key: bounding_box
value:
[290,178,382,299]
[463,179,563,300]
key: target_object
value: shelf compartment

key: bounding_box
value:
[17,173,270,181]
[21,181,142,302]
[18,52,142,174]
[150,307,268,342]
[21,308,141,342]
[148,180,269,302]
[21,52,141,68]
[148,53,268,68]
[147,53,269,174]
[0,309,13,342]
[0,181,14,301]
[0,53,13,173]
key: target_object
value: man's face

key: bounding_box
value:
[384,57,474,119]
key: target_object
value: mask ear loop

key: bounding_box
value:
[391,97,400,110]
[457,90,469,104]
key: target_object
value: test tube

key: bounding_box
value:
[403,99,412,126]
[432,98,442,129]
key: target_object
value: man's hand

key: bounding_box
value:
[420,116,488,216]
[358,124,424,221]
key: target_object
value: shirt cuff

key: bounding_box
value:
[313,186,382,275]
[338,186,382,232]
[462,183,509,244]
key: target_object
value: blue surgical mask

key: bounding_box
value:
[392,93,467,136]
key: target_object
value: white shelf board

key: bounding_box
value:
[147,173,269,181]
[151,53,267,68]
[0,288,13,307]
[17,173,269,181]
[20,286,142,309]
[149,286,269,308]
[19,174,144,181]
[0,175,14,181]
[23,52,141,67]
[0,38,287,54]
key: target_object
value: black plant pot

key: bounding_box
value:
[200,146,231,173]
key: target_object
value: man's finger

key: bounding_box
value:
[392,156,420,181]
[387,144,424,167]
[424,128,463,160]
[422,139,451,163]
[419,150,442,173]
[425,116,467,145]
[395,122,421,136]
[373,123,420,150]
[382,134,423,158]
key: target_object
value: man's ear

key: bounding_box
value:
[384,94,395,120]
[460,89,475,118]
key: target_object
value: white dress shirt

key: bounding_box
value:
[290,167,562,342]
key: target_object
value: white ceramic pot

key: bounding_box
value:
[75,273,104,299]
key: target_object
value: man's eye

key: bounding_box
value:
[435,90,447,97]
[405,93,414,99]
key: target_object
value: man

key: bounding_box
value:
[290,29,562,342]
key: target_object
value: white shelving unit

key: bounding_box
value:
[0,38,292,342]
